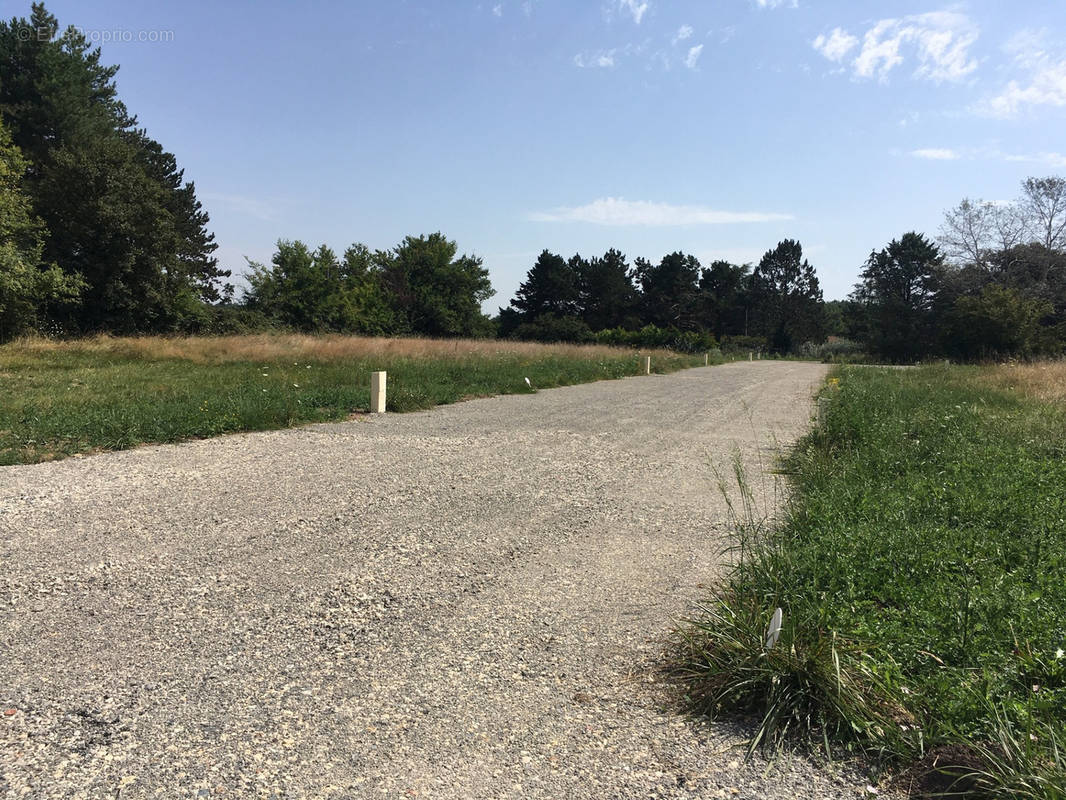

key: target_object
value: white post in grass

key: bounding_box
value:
[749,352,753,362]
[370,371,387,413]
[643,356,651,375]
[704,352,709,366]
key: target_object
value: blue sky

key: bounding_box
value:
[36,0,1066,308]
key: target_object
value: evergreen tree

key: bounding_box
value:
[751,239,825,352]
[850,233,942,361]
[697,260,750,339]
[578,249,639,331]
[634,251,701,329]
[510,250,581,318]
[498,250,589,341]
[0,3,228,332]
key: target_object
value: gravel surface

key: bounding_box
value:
[1,361,883,799]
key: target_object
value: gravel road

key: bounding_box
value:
[1,360,878,799]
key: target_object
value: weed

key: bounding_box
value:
[675,364,1066,795]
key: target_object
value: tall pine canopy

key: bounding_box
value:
[751,239,825,352]
[0,3,229,333]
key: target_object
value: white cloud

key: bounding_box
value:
[574,49,617,68]
[1003,151,1066,168]
[617,0,649,25]
[673,24,693,44]
[529,197,792,226]
[902,145,1066,168]
[910,148,960,160]
[815,11,978,83]
[753,0,798,8]
[812,28,858,63]
[492,4,502,17]
[685,44,704,70]
[975,29,1066,118]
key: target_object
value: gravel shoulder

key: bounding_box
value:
[1,361,877,799]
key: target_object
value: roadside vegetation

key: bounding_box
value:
[676,362,1066,797]
[0,334,716,465]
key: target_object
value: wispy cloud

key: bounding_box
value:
[1003,151,1066,169]
[617,0,649,25]
[975,29,1066,118]
[573,49,617,68]
[911,148,960,160]
[753,0,798,8]
[529,197,792,226]
[904,145,1066,169]
[812,28,858,63]
[492,4,502,17]
[685,44,704,70]
[814,11,978,83]
[672,24,693,45]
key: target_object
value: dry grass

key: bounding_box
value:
[5,333,678,364]
[1,333,711,465]
[982,360,1066,405]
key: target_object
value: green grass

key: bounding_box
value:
[676,364,1066,797]
[0,334,714,465]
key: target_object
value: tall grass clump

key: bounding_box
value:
[0,333,715,465]
[675,364,1066,796]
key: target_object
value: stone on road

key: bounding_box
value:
[1,361,868,798]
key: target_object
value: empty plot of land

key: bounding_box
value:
[1,361,866,799]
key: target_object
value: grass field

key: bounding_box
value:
[677,361,1066,797]
[0,334,713,465]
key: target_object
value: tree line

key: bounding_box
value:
[843,177,1066,361]
[1,2,1064,361]
[496,241,824,353]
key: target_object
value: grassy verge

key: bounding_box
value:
[0,334,715,465]
[676,363,1066,797]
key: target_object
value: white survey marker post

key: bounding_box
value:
[643,356,651,375]
[370,371,387,413]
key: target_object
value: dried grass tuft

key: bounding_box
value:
[984,360,1066,405]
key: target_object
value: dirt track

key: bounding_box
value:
[1,361,881,799]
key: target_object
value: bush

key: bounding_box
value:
[510,313,592,343]
[594,325,716,353]
[719,334,768,355]
[797,337,867,363]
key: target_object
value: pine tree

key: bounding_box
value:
[751,239,825,352]
[511,250,581,318]
[0,3,228,332]
[634,251,701,330]
[578,249,639,331]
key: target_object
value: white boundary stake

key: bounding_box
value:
[749,352,753,361]
[704,352,709,366]
[643,356,651,375]
[371,371,387,413]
